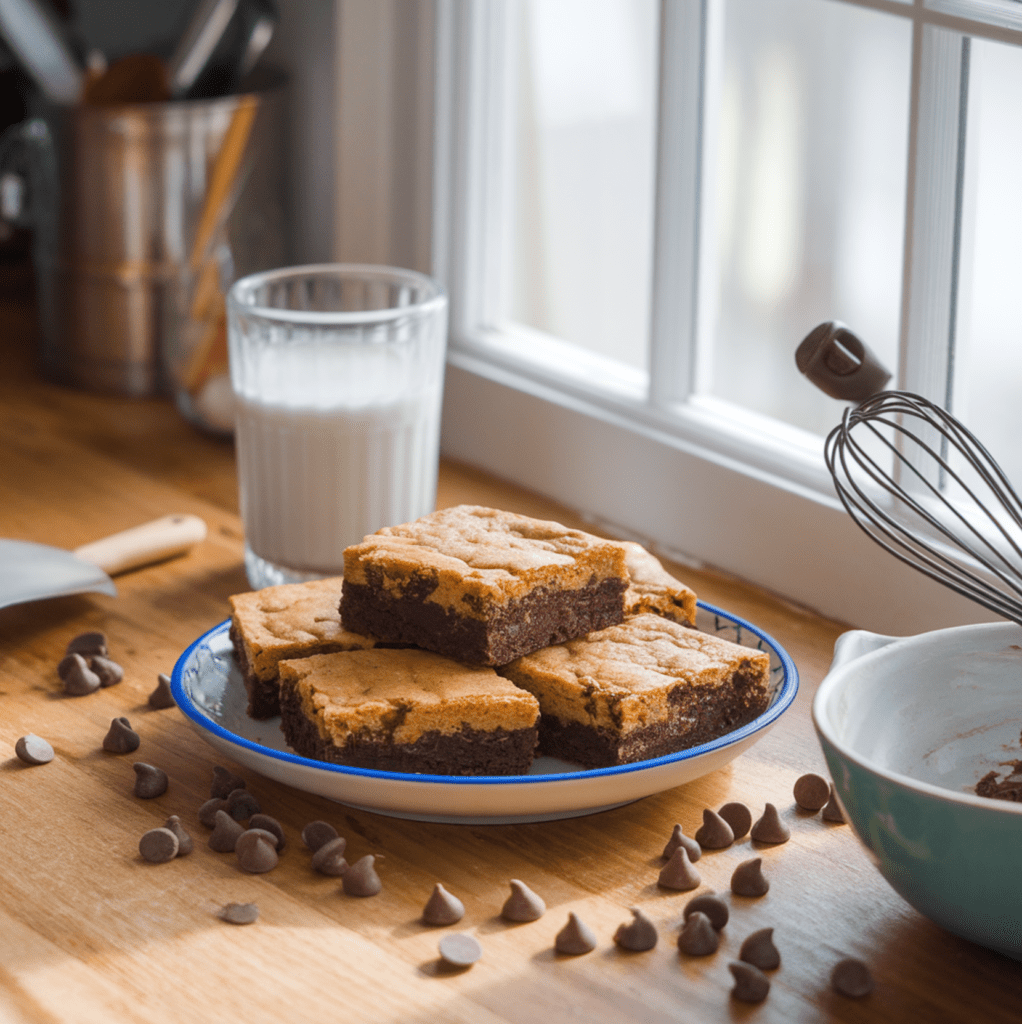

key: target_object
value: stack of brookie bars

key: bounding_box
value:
[228,505,771,776]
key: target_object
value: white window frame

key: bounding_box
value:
[317,0,1022,635]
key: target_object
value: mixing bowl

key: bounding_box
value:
[813,622,1022,959]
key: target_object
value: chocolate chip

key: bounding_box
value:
[210,765,245,799]
[731,857,769,897]
[235,829,279,873]
[220,902,259,925]
[831,957,874,997]
[148,673,175,709]
[751,803,790,845]
[66,631,107,658]
[684,892,729,931]
[102,717,140,753]
[132,762,168,798]
[662,823,701,862]
[301,820,338,852]
[311,836,348,876]
[139,827,179,863]
[199,797,229,828]
[793,772,831,811]
[208,809,245,852]
[613,907,658,951]
[422,883,464,926]
[678,911,719,956]
[343,854,382,897]
[740,927,780,970]
[226,787,260,821]
[249,814,286,851]
[822,784,846,823]
[501,879,545,921]
[14,734,54,765]
[729,961,770,1002]
[694,808,734,849]
[718,802,752,840]
[658,846,701,891]
[91,656,123,688]
[164,815,193,855]
[555,912,597,955]
[58,653,100,696]
[438,932,481,967]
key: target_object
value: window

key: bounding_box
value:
[326,0,1022,634]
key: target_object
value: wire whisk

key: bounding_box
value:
[824,390,1022,626]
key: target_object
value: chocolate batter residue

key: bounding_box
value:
[975,759,1022,802]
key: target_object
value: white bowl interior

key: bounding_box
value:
[820,623,1022,798]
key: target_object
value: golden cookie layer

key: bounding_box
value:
[621,542,697,625]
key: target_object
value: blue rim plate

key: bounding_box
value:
[171,601,798,824]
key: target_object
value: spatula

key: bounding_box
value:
[0,513,207,609]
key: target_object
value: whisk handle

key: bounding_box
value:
[796,322,892,402]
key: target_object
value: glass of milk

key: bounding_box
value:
[227,264,448,589]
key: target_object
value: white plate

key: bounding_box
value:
[171,602,798,824]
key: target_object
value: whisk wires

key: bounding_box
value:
[824,391,1022,625]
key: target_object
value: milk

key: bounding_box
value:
[235,386,442,581]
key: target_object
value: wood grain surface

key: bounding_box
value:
[1,294,1020,1024]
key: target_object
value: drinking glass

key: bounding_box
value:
[227,264,448,589]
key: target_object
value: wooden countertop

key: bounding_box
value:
[1,293,1020,1023]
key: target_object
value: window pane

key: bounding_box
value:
[507,0,659,372]
[702,0,911,435]
[955,36,1022,489]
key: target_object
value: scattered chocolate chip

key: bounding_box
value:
[822,784,846,823]
[501,879,545,921]
[91,656,124,687]
[658,846,701,891]
[751,803,790,845]
[695,808,734,849]
[301,820,338,851]
[438,932,481,967]
[343,854,382,897]
[210,766,245,799]
[678,911,719,956]
[14,734,54,765]
[684,892,729,931]
[132,762,168,798]
[793,772,831,811]
[662,823,701,862]
[731,857,769,898]
[220,902,259,925]
[236,828,279,873]
[102,717,140,753]
[139,827,179,863]
[164,815,193,855]
[740,927,780,970]
[148,673,176,709]
[831,957,874,997]
[66,631,107,658]
[729,961,770,1002]
[209,809,246,852]
[311,836,348,876]
[58,653,101,696]
[613,907,657,951]
[199,797,229,828]
[555,912,597,955]
[249,814,285,851]
[226,787,260,821]
[718,802,752,840]
[422,883,464,925]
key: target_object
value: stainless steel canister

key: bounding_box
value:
[0,69,287,401]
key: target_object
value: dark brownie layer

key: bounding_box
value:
[229,623,280,720]
[537,667,769,768]
[279,681,539,776]
[340,574,627,666]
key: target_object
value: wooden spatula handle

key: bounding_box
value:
[73,514,207,576]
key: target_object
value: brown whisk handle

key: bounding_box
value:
[796,321,892,401]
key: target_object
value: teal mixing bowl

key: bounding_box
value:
[813,623,1022,959]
